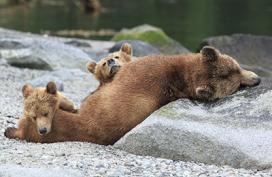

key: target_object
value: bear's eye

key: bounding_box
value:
[30,116,37,120]
[114,56,119,59]
[219,74,229,79]
[102,63,106,67]
[43,112,48,117]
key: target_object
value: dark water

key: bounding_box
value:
[0,0,272,50]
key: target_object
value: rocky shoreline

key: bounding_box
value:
[0,27,272,176]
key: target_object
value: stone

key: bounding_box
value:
[64,40,92,48]
[28,75,64,91]
[0,165,83,177]
[0,38,91,70]
[27,69,92,91]
[112,24,190,54]
[109,40,160,57]
[115,78,272,170]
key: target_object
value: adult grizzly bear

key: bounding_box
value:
[5,46,261,144]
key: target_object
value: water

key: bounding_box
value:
[0,0,272,50]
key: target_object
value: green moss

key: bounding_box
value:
[112,28,170,46]
[112,24,189,54]
[158,106,178,118]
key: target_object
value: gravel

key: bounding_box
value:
[0,64,272,177]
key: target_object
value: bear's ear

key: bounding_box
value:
[201,46,220,62]
[120,43,132,56]
[22,84,33,98]
[196,86,214,100]
[46,81,57,95]
[87,62,97,73]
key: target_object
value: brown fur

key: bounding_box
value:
[87,43,132,85]
[5,46,261,144]
[4,82,77,142]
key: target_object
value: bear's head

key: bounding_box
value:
[87,43,133,84]
[22,82,59,135]
[195,46,261,100]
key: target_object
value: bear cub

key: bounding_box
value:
[4,82,76,141]
[87,43,133,85]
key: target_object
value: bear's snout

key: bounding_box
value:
[107,59,115,66]
[251,77,261,86]
[241,70,261,87]
[39,127,47,135]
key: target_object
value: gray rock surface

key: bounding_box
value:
[28,69,93,91]
[109,40,161,57]
[0,38,91,70]
[1,65,271,176]
[115,79,272,170]
[0,28,115,70]
[199,34,272,77]
[0,165,83,177]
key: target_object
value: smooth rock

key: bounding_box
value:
[0,28,114,70]
[0,40,27,49]
[109,40,160,57]
[28,75,64,91]
[28,69,92,91]
[115,78,272,170]
[112,24,190,54]
[0,38,91,70]
[199,34,272,77]
[64,40,92,48]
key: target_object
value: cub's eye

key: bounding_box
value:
[219,74,229,79]
[114,56,119,59]
[30,116,37,120]
[43,113,48,117]
[102,63,106,67]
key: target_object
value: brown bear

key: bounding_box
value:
[4,82,77,142]
[5,46,261,144]
[87,43,133,85]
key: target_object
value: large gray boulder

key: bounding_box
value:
[0,28,115,70]
[112,24,190,54]
[0,38,91,70]
[115,78,272,170]
[199,34,272,77]
[109,40,160,57]
[28,68,96,91]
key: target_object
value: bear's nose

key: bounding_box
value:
[253,77,261,86]
[107,59,115,66]
[39,128,47,135]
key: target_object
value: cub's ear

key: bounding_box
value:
[22,84,33,98]
[201,46,220,62]
[46,81,57,95]
[196,86,214,100]
[120,43,132,56]
[87,62,97,73]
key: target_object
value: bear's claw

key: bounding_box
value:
[4,127,17,139]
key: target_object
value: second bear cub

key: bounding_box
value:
[87,43,133,85]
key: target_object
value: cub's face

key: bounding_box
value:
[87,43,133,84]
[22,82,59,135]
[195,46,261,100]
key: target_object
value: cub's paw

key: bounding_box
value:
[71,109,79,114]
[4,127,17,139]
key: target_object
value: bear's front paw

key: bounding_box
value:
[4,127,18,139]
